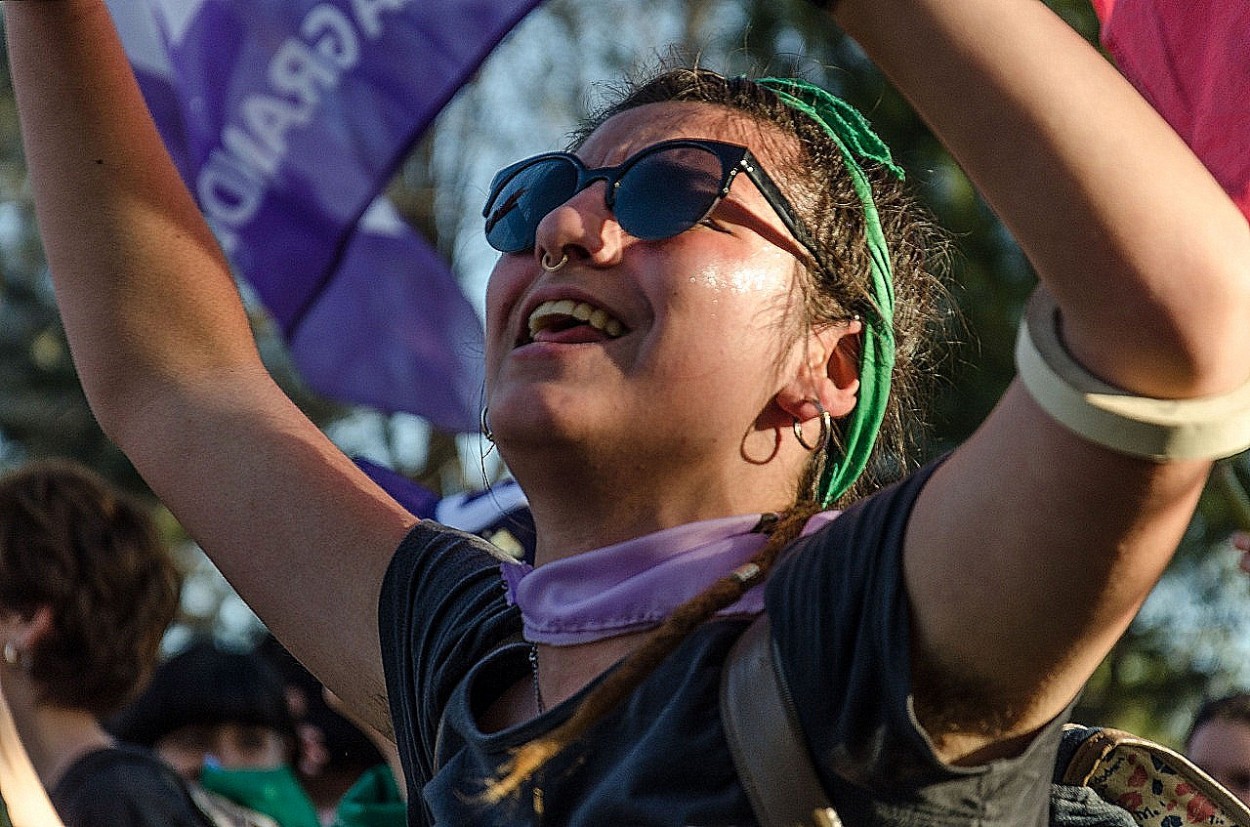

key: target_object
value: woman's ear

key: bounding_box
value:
[1,605,53,671]
[776,319,863,423]
[10,606,54,654]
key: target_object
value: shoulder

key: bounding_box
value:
[378,521,523,794]
[379,520,520,663]
[770,457,944,599]
[380,519,520,639]
[760,460,950,783]
[52,746,210,827]
[54,745,179,793]
[384,520,517,593]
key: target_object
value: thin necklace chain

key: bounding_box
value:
[529,642,546,714]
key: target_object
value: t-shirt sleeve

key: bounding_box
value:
[765,461,1065,824]
[377,522,521,798]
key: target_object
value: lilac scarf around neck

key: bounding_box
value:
[501,511,838,645]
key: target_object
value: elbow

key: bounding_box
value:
[1152,256,1250,396]
[77,363,165,451]
[1064,252,1250,399]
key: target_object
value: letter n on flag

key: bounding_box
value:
[105,0,546,432]
[1091,0,1250,222]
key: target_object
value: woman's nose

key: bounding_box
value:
[533,181,625,271]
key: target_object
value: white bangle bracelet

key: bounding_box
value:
[1015,289,1250,461]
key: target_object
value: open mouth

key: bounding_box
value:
[525,299,627,343]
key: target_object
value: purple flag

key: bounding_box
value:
[105,0,544,432]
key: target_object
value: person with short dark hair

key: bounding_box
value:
[0,460,208,827]
[112,640,297,777]
[111,639,319,827]
[1186,693,1250,806]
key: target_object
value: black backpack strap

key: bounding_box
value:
[720,614,843,827]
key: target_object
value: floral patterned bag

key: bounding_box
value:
[1056,725,1250,827]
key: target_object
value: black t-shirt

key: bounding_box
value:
[50,745,213,827]
[379,464,1068,825]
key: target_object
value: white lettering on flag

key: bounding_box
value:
[200,1,411,242]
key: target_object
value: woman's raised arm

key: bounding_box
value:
[834,0,1250,761]
[3,0,416,734]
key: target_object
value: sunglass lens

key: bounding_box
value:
[485,158,580,252]
[615,145,725,240]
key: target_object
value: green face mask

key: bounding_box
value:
[332,764,406,827]
[200,764,320,827]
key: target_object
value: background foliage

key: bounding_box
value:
[0,0,1246,746]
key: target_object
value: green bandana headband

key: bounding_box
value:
[757,77,902,508]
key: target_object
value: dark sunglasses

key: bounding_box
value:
[481,138,822,264]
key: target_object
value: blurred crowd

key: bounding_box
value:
[0,461,405,827]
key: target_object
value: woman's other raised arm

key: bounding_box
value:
[833,0,1250,761]
[3,1,416,735]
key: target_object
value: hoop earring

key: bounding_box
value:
[480,406,495,444]
[541,252,569,272]
[792,402,832,452]
[3,641,18,666]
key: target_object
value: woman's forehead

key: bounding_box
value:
[579,101,795,168]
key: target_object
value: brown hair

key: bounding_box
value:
[0,460,182,715]
[1187,693,1250,750]
[487,67,950,800]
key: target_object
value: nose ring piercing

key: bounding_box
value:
[541,252,569,272]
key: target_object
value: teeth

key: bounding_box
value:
[528,299,626,339]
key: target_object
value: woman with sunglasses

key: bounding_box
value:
[5,0,1249,824]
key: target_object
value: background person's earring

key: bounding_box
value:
[3,641,19,666]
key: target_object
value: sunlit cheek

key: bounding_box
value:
[686,257,804,348]
[685,222,802,293]
[687,260,791,296]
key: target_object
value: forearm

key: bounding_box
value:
[5,0,414,735]
[5,0,261,424]
[832,0,1250,760]
[836,0,1250,397]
